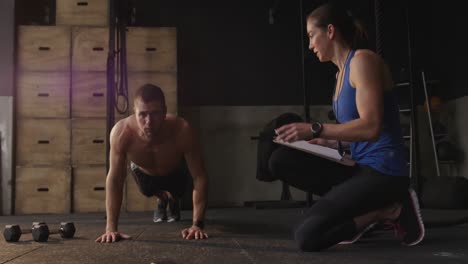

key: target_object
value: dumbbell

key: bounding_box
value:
[31,222,76,242]
[3,224,36,242]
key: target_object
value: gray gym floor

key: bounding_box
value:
[1,207,468,264]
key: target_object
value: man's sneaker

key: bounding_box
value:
[339,222,377,245]
[153,198,168,223]
[167,197,181,222]
[385,189,425,246]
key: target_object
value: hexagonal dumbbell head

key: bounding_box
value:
[32,224,50,242]
[3,225,22,242]
[32,222,46,227]
[59,222,76,238]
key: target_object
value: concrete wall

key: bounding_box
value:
[440,96,468,177]
[415,95,468,180]
[180,105,332,207]
[0,0,15,97]
[0,0,15,215]
[0,98,14,215]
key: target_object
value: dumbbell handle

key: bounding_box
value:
[33,222,75,233]
[35,223,75,239]
[48,228,63,235]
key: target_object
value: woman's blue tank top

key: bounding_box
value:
[333,50,408,176]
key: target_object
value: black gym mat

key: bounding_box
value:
[1,208,467,264]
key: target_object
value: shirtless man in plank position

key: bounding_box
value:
[96,83,209,243]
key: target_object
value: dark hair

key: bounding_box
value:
[307,2,368,49]
[134,83,166,107]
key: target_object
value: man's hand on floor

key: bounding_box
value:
[95,231,132,243]
[181,226,208,240]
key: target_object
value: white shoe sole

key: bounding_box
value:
[339,222,377,245]
[402,189,425,246]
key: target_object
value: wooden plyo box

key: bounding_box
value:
[73,166,106,213]
[16,119,71,166]
[17,26,71,72]
[126,27,177,72]
[72,72,107,118]
[15,166,71,214]
[71,118,106,165]
[72,26,109,71]
[16,72,70,118]
[56,0,108,26]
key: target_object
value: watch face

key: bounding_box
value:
[312,122,321,132]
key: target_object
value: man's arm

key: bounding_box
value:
[181,121,208,239]
[105,136,127,233]
[96,122,129,243]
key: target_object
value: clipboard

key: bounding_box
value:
[273,139,355,166]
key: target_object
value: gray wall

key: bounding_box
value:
[0,0,15,215]
[414,95,468,185]
[425,96,468,178]
[0,0,15,96]
[179,105,332,207]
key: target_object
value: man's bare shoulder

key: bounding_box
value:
[164,114,194,142]
[165,114,190,129]
[111,116,135,146]
[112,116,132,133]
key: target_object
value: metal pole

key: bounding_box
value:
[299,0,309,122]
[106,0,116,173]
[374,0,384,57]
[299,0,314,206]
[421,70,441,177]
[405,3,421,192]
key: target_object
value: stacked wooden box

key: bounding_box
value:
[16,25,73,214]
[15,0,177,214]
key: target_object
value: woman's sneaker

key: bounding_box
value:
[167,197,181,222]
[339,222,377,245]
[399,188,425,245]
[153,198,168,223]
[384,189,425,246]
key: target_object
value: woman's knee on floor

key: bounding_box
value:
[294,199,347,252]
[294,216,325,252]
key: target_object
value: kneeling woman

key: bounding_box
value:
[272,2,424,251]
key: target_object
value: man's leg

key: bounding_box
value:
[130,162,172,222]
[164,160,191,222]
[153,193,169,222]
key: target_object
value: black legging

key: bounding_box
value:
[269,146,409,251]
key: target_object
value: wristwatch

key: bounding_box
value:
[310,121,323,138]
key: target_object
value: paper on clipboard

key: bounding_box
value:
[273,139,355,166]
